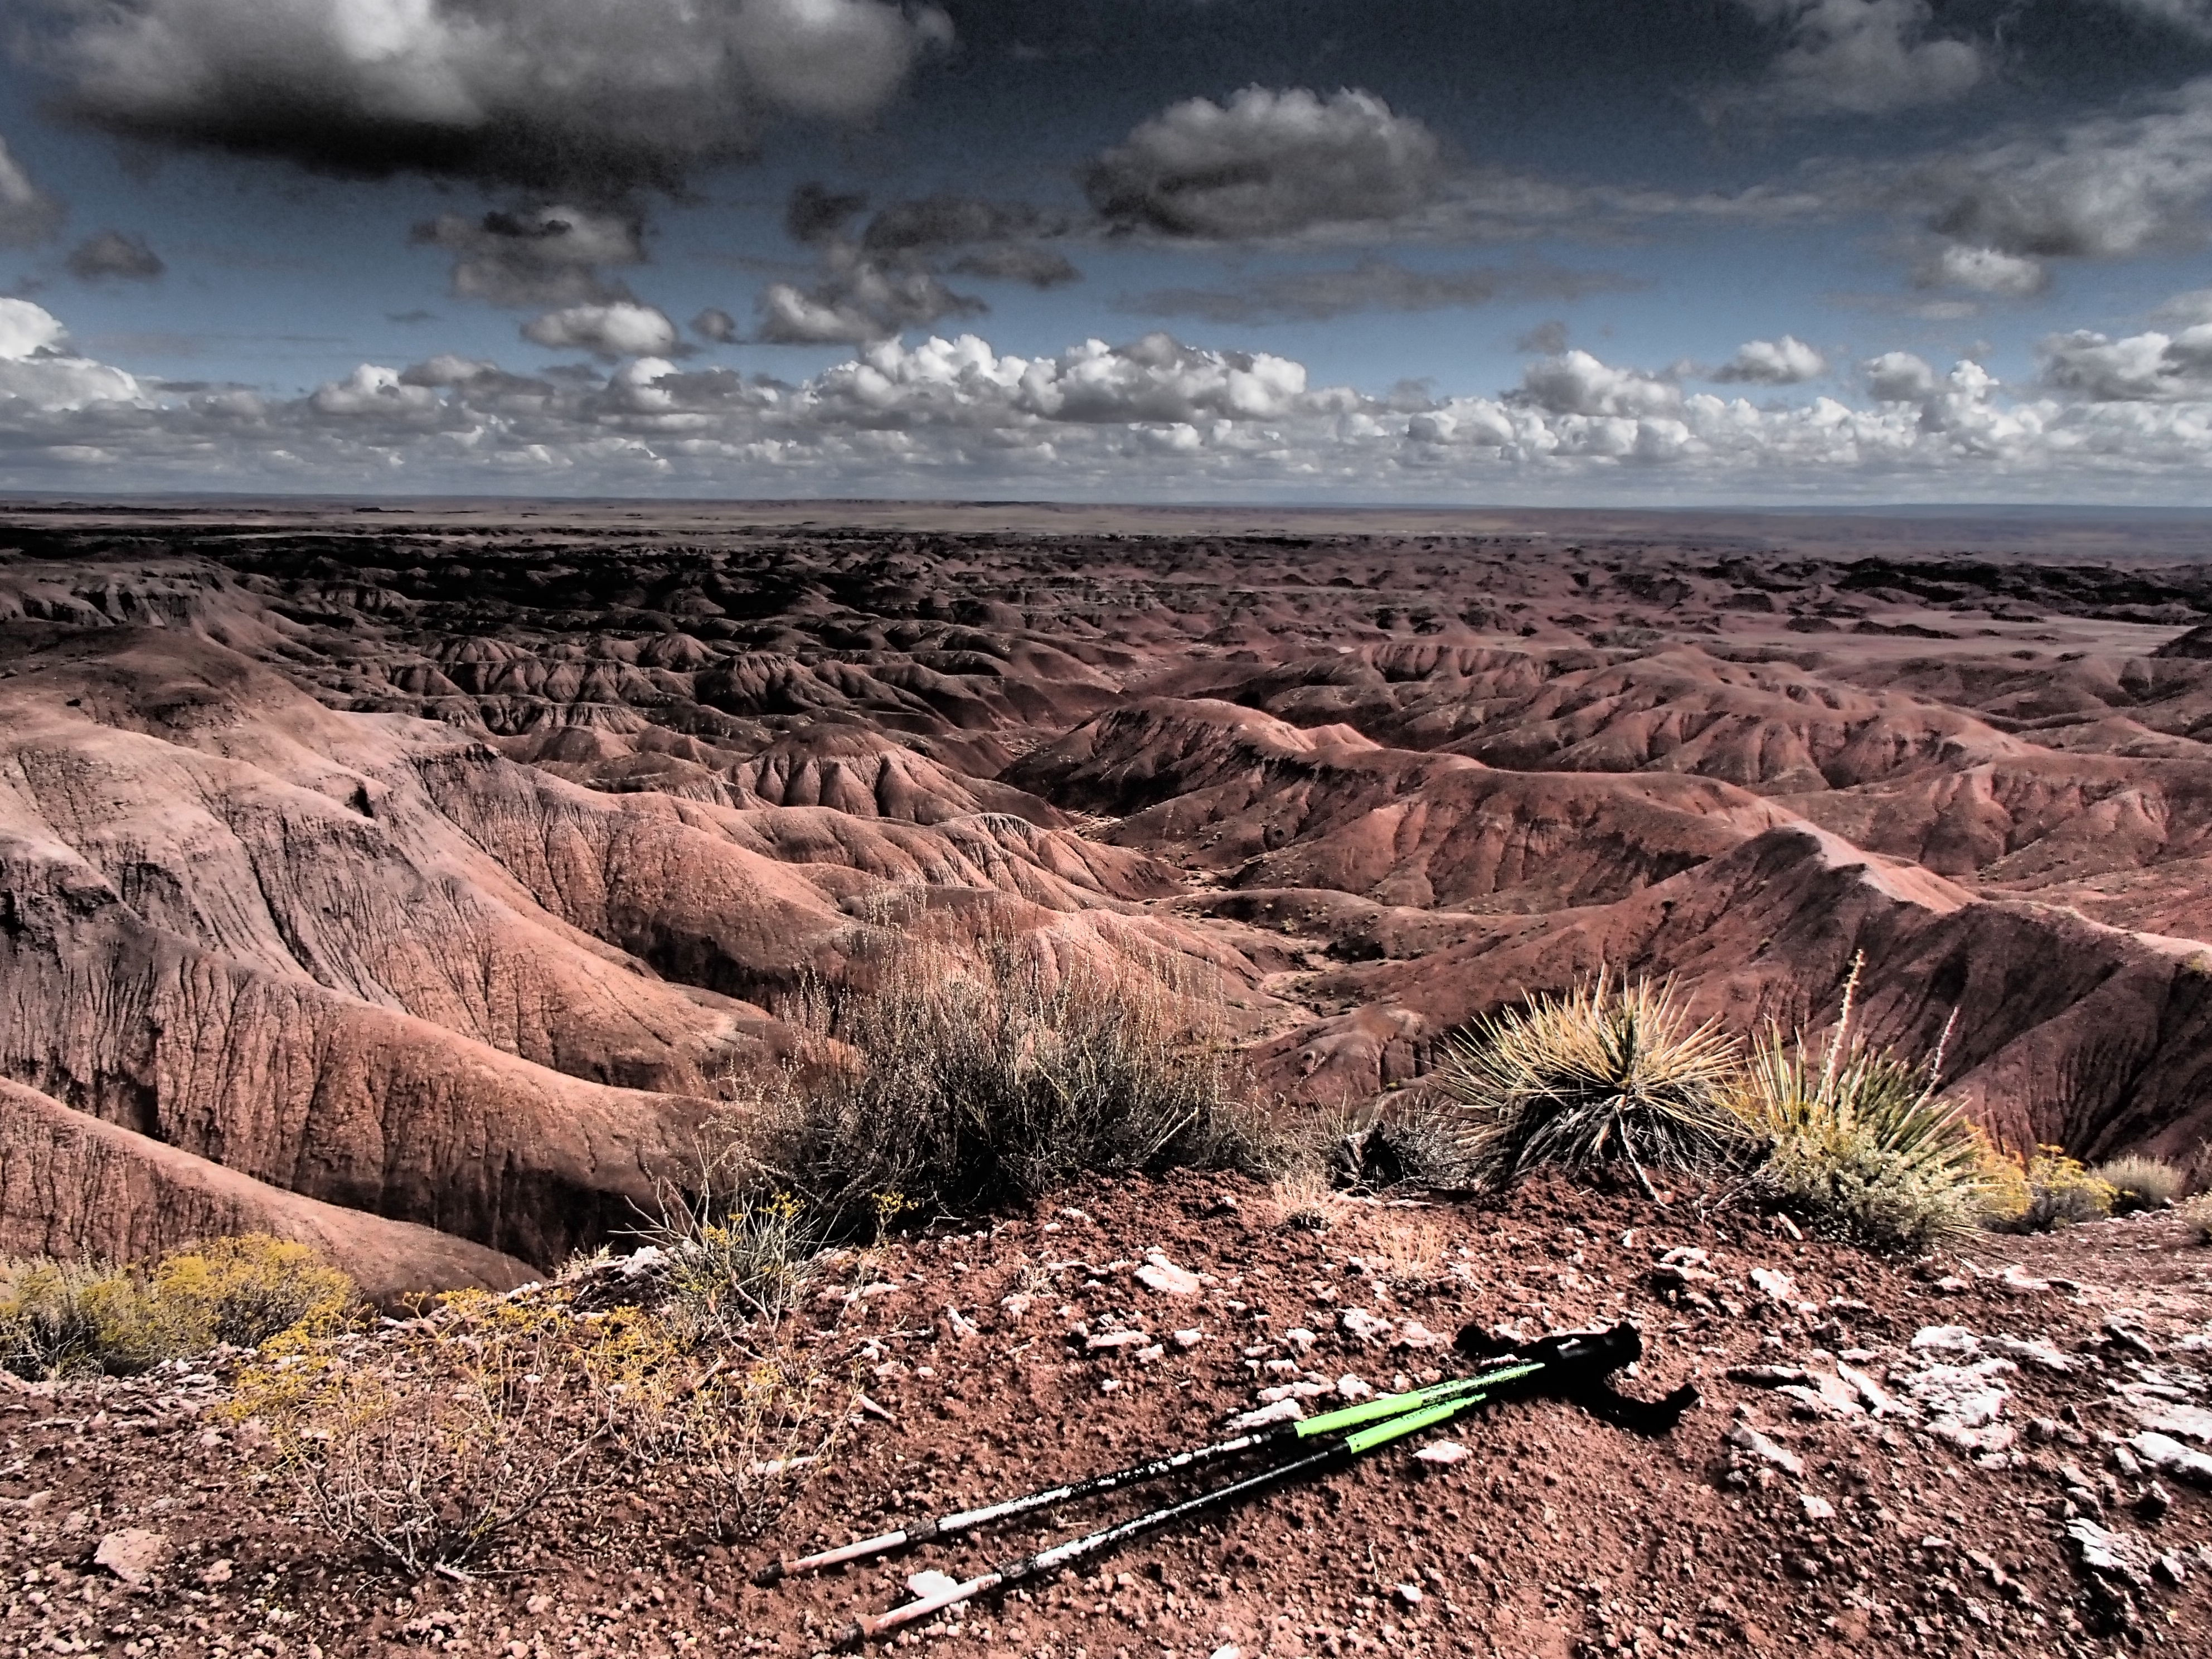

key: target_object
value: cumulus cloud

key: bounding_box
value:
[1085,87,1447,241]
[1728,0,1984,117]
[1127,260,1641,325]
[2041,324,2212,400]
[692,307,740,344]
[17,294,2212,499]
[1864,350,1941,400]
[1512,351,1682,419]
[0,135,64,249]
[66,230,164,282]
[1916,242,2048,296]
[1711,336,1827,384]
[410,206,644,306]
[947,244,1080,288]
[1904,77,2212,264]
[521,301,678,358]
[0,297,147,409]
[756,261,982,345]
[39,0,952,195]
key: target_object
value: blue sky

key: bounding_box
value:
[6,1,2212,501]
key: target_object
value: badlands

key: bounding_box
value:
[0,501,2209,1656]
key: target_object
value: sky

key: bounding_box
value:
[8,2,2212,502]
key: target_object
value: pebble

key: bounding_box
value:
[1414,1442,1468,1466]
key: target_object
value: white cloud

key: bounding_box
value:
[757,258,982,346]
[1512,351,1682,418]
[1711,336,1827,384]
[41,0,952,193]
[1917,244,2048,296]
[13,299,2212,501]
[1730,0,1984,117]
[0,135,64,248]
[1084,88,1447,241]
[2041,324,2212,400]
[521,302,679,358]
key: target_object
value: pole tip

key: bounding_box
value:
[832,1622,865,1650]
[752,1561,787,1588]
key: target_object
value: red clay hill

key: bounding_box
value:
[5,500,2212,1284]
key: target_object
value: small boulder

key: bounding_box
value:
[94,1529,168,1586]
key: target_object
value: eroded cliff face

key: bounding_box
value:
[4,507,2212,1285]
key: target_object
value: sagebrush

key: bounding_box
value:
[1985,1147,2117,1233]
[744,918,1279,1233]
[1,1235,357,1380]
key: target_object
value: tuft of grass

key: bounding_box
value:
[2091,1154,2184,1214]
[1,1236,357,1380]
[1429,969,1752,1197]
[746,918,1280,1234]
[630,1180,822,1340]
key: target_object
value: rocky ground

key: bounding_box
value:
[5,1172,2209,1659]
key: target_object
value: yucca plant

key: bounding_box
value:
[1731,958,1993,1251]
[1431,968,1752,1198]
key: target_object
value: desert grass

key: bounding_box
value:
[1430,969,1752,1198]
[2091,1154,2184,1214]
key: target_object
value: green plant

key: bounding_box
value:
[1733,1020,1997,1253]
[2090,1154,2184,1214]
[751,918,1278,1234]
[1430,969,1751,1197]
[632,1180,822,1339]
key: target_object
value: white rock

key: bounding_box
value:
[1340,1308,1394,1343]
[1909,1326,1981,1356]
[1000,1292,1034,1321]
[1395,1320,1452,1352]
[1989,1335,2075,1373]
[1727,1423,1804,1476]
[1836,1361,1908,1419]
[1136,1345,1165,1365]
[1283,1327,1318,1354]
[1209,1646,1241,1659]
[907,1570,962,1599]
[1902,1358,2014,1429]
[1232,1399,1306,1430]
[93,1529,167,1586]
[1750,1268,1797,1303]
[2132,1432,2212,1489]
[1172,1329,1205,1349]
[1394,1583,1424,1607]
[1136,1253,1204,1297]
[944,1305,980,1340]
[1336,1374,1375,1402]
[1414,1441,1468,1466]
[1799,1493,1836,1520]
[1085,1329,1151,1351]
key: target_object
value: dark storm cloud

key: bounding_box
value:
[1126,260,1643,324]
[35,0,952,196]
[787,183,870,245]
[66,230,164,282]
[860,195,1062,253]
[1718,1,1985,117]
[0,137,62,249]
[410,206,644,307]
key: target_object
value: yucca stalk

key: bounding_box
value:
[1732,957,1992,1250]
[1433,968,1751,1197]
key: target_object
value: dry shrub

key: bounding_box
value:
[2091,1154,2184,1214]
[1432,969,1752,1196]
[1,1236,357,1380]
[2184,1192,2212,1245]
[234,1291,630,1575]
[1984,1147,2117,1233]
[632,1178,822,1342]
[748,918,1277,1233]
[611,1343,853,1544]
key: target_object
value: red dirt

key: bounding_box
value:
[5,1172,2208,1658]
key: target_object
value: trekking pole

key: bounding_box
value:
[836,1384,1497,1647]
[755,1360,1541,1585]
